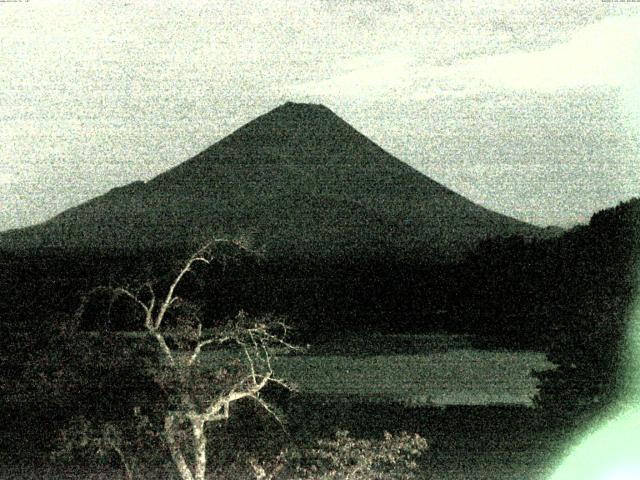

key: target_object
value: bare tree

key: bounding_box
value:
[78,239,298,480]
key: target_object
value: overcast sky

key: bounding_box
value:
[2,0,640,230]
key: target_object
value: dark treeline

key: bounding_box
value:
[450,198,640,419]
[0,239,461,337]
[1,198,639,456]
[0,241,453,450]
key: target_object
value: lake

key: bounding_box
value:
[112,331,556,407]
[272,334,556,406]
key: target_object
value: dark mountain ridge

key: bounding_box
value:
[0,102,543,261]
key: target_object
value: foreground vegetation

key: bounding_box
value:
[2,399,572,480]
[2,323,561,479]
[2,198,639,478]
[4,240,435,480]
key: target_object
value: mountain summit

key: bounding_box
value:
[0,102,542,260]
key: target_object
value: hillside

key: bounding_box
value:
[0,102,542,261]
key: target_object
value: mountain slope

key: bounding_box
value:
[0,102,542,261]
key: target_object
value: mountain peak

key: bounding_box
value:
[259,101,337,125]
[0,103,542,258]
[200,100,362,161]
[279,101,331,111]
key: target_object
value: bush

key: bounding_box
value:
[243,430,429,480]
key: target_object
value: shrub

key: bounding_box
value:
[247,430,429,480]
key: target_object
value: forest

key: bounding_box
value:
[0,197,638,479]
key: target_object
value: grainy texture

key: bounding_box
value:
[2,2,639,479]
[1,2,639,230]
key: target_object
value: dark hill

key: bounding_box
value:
[0,102,542,261]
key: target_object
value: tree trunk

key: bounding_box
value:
[191,415,208,480]
[112,444,134,480]
[164,413,195,480]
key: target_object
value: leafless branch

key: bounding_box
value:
[113,287,149,314]
[155,245,212,330]
[242,342,258,384]
[267,376,297,392]
[74,238,296,480]
[152,331,176,367]
[253,395,286,430]
[246,326,301,351]
[188,339,215,366]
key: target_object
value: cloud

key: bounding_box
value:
[292,14,640,101]
[0,173,14,185]
[2,1,639,229]
[454,15,640,92]
[291,52,415,97]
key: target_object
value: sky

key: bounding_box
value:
[1,0,640,230]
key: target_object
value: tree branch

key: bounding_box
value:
[154,243,217,329]
[151,331,176,367]
[112,287,154,330]
[109,442,134,480]
[253,395,286,431]
[164,413,195,480]
[187,336,232,366]
[71,238,297,480]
